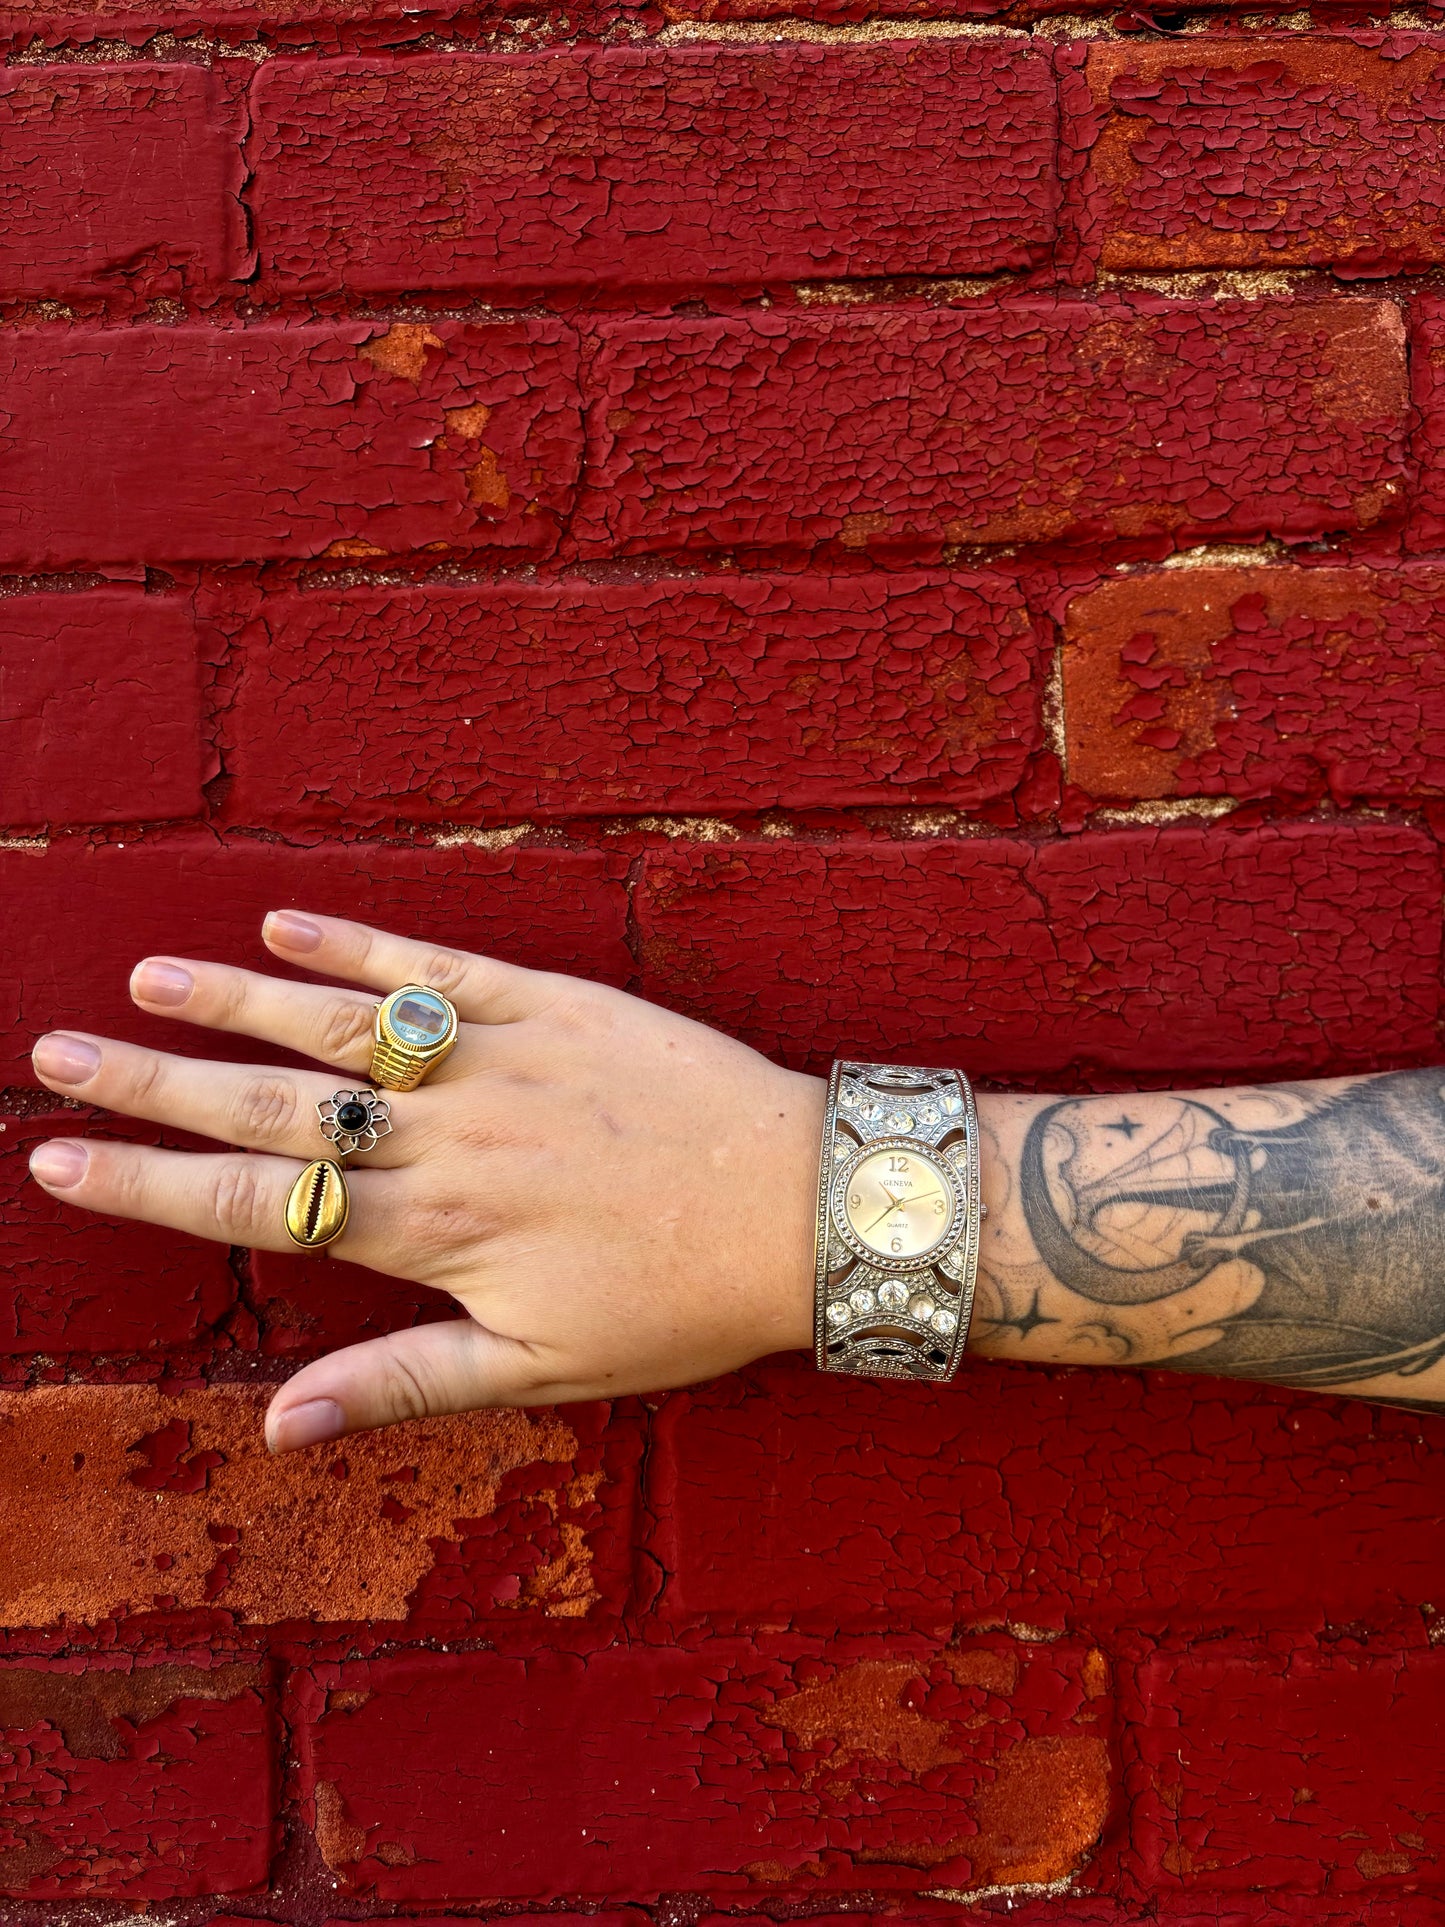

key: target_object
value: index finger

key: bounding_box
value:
[262,910,548,1026]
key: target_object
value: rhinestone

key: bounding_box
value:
[825,1301,850,1329]
[862,1100,884,1120]
[832,1136,852,1161]
[878,1280,909,1311]
[838,1084,858,1109]
[948,1141,970,1162]
[849,1287,877,1315]
[919,1104,939,1125]
[909,1293,935,1321]
[827,1241,850,1270]
[932,1307,958,1335]
[941,1088,963,1114]
[887,1110,914,1132]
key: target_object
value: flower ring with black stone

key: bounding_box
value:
[317,1088,393,1158]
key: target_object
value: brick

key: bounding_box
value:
[0,592,203,828]
[225,574,1047,824]
[0,0,582,42]
[1075,39,1445,275]
[295,1635,1110,1897]
[0,1385,631,1628]
[0,836,628,1084]
[0,1113,234,1353]
[650,1358,1445,1630]
[1407,295,1445,551]
[1134,1644,1445,1890]
[0,66,244,300]
[248,43,1056,294]
[0,1655,272,1897]
[0,320,579,570]
[574,299,1407,559]
[1061,565,1445,803]
[635,824,1440,1081]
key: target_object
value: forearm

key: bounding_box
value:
[968,1069,1445,1406]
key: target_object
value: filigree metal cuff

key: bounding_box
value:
[814,1059,982,1382]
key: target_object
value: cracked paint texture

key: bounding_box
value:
[1404,295,1445,551]
[0,1385,624,1627]
[1134,1645,1445,1891]
[636,824,1441,1081]
[576,300,1407,559]
[0,66,246,301]
[1062,565,1445,803]
[226,575,1046,823]
[0,1655,272,1896]
[1075,39,1445,275]
[650,1358,1445,1630]
[248,43,1056,294]
[0,1114,235,1353]
[0,838,629,1083]
[0,591,203,828]
[0,320,581,569]
[294,1637,1109,1898]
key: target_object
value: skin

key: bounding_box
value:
[26,912,1445,1452]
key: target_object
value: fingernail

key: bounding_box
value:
[30,1140,88,1189]
[264,910,323,954]
[266,1398,344,1453]
[33,1033,101,1086]
[131,958,194,1008]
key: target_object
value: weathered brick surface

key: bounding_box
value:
[0,592,204,827]
[0,67,245,301]
[650,1359,1445,1630]
[636,825,1441,1080]
[1074,39,1445,274]
[1407,294,1445,551]
[0,1655,272,1896]
[0,837,629,1082]
[1061,564,1445,802]
[225,575,1047,822]
[575,300,1407,558]
[295,1636,1110,1897]
[0,320,580,569]
[1133,1645,1445,1891]
[250,44,1056,293]
[0,1385,631,1629]
[0,1114,235,1353]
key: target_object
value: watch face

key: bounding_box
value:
[388,989,453,1049]
[839,1145,955,1262]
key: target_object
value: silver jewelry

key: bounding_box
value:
[317,1088,392,1157]
[814,1060,982,1382]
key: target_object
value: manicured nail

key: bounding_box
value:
[266,1398,344,1453]
[131,958,194,1008]
[33,1033,101,1086]
[265,910,323,954]
[29,1140,88,1189]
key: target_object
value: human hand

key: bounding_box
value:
[27,913,824,1449]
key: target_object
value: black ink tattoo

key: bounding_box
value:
[1106,1115,1142,1139]
[978,1287,1061,1342]
[1019,1068,1445,1390]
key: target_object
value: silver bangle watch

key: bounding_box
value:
[814,1060,983,1382]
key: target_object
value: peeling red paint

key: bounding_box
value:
[248,44,1057,293]
[576,300,1408,560]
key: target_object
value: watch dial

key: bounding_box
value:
[842,1147,954,1260]
[390,990,452,1047]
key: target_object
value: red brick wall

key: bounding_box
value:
[2,5,1444,1920]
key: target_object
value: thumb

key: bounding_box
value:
[264,1317,540,1451]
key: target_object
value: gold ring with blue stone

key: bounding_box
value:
[369,984,460,1091]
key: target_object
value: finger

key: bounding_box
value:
[31,1030,412,1169]
[261,909,549,1026]
[263,1320,546,1450]
[27,1135,400,1265]
[131,955,379,1076]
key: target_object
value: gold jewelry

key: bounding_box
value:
[814,1060,982,1382]
[318,1088,392,1157]
[369,985,460,1091]
[285,1158,350,1249]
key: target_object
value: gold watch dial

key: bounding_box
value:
[842,1147,954,1261]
